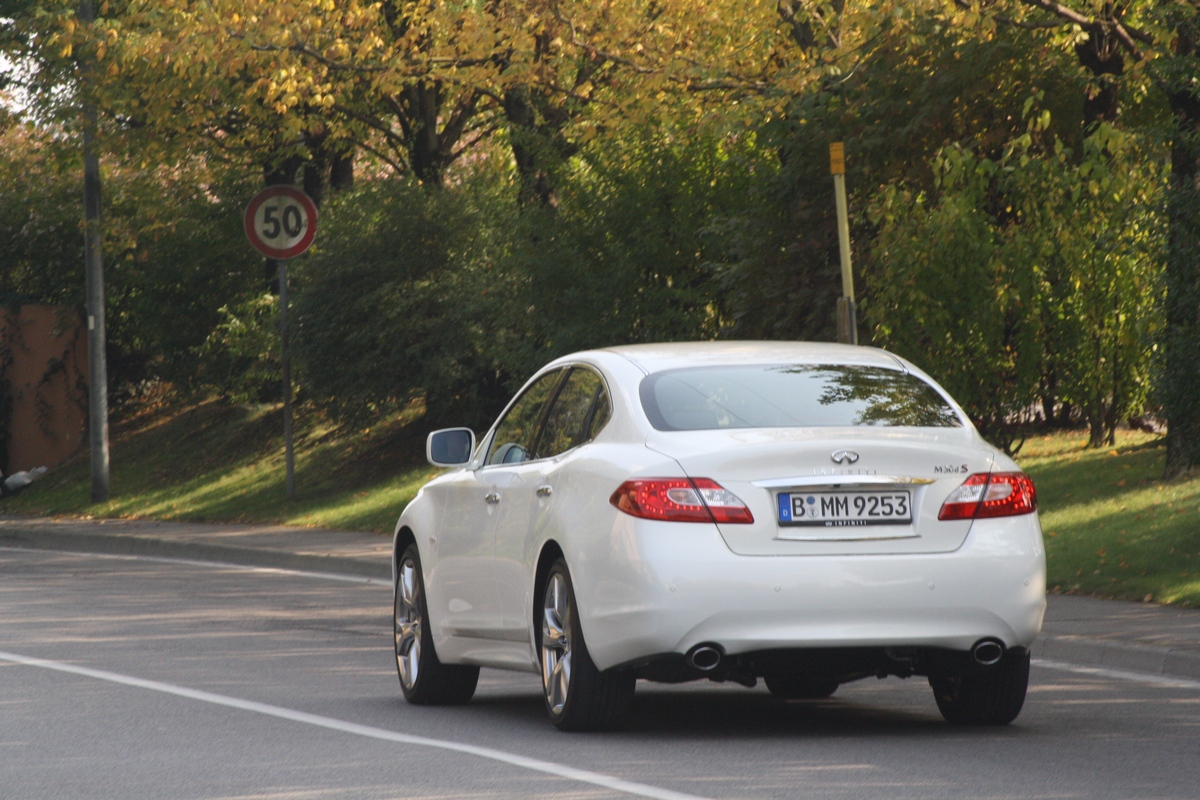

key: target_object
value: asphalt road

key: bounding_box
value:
[2,546,1198,800]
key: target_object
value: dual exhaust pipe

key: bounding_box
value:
[687,639,1005,672]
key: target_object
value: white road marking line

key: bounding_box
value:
[1034,658,1200,690]
[0,649,711,800]
[0,545,391,586]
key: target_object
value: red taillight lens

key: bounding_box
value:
[610,478,754,524]
[938,472,1037,521]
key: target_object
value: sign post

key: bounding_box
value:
[830,142,858,346]
[244,186,318,502]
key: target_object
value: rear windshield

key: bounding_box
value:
[640,364,962,431]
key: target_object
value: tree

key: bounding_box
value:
[951,0,1200,472]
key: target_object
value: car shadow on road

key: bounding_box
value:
[452,680,1034,739]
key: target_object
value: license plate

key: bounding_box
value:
[777,490,912,527]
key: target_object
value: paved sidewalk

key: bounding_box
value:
[3,514,1198,681]
[0,515,392,580]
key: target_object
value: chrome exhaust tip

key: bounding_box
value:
[971,638,1005,666]
[686,643,724,671]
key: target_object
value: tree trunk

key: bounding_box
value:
[1075,25,1125,131]
[402,82,446,188]
[503,87,565,209]
[330,152,354,192]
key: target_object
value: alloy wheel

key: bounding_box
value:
[395,557,422,691]
[541,571,573,714]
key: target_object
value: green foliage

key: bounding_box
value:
[0,0,1190,485]
[868,121,1165,453]
[1027,127,1165,447]
[196,294,282,404]
[292,176,522,429]
[0,122,265,393]
[0,124,86,308]
[292,128,772,430]
[100,162,264,390]
[512,125,766,352]
[712,10,1086,343]
[869,147,1044,453]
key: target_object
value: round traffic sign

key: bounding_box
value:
[244,186,318,259]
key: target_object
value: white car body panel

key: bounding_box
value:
[394,342,1047,676]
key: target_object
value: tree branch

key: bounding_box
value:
[1012,0,1152,56]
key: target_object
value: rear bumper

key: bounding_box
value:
[574,514,1046,671]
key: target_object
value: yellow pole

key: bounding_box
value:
[830,142,857,345]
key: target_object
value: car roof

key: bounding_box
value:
[587,341,906,374]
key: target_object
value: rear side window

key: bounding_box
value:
[640,364,962,431]
[536,368,610,459]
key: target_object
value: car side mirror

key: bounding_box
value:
[427,428,476,467]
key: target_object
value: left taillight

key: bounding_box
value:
[610,478,754,524]
[938,472,1037,521]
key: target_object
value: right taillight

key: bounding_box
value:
[938,472,1037,521]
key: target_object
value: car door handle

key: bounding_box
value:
[536,484,553,498]
[485,492,501,504]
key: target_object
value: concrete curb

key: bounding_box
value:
[1036,633,1200,682]
[0,526,392,582]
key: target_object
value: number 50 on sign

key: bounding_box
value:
[244,186,318,260]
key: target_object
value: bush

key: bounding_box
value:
[867,127,1164,452]
[509,127,763,351]
[195,293,283,404]
[292,178,522,429]
[0,122,263,395]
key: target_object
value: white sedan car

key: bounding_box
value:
[392,342,1045,730]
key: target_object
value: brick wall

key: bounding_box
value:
[1,305,89,473]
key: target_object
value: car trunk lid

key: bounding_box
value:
[646,428,994,556]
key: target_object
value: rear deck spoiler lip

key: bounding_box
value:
[751,475,937,489]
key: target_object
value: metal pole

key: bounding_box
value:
[830,142,858,345]
[80,0,110,501]
[278,260,295,502]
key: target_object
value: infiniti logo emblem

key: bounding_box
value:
[831,449,860,465]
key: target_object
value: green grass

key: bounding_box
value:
[4,397,440,534]
[9,398,1200,607]
[1019,430,1200,607]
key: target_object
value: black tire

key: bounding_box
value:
[764,675,839,700]
[539,558,635,731]
[394,542,479,705]
[929,650,1030,725]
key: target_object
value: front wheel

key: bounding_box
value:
[929,650,1030,726]
[394,543,479,705]
[540,558,635,731]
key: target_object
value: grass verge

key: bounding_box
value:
[1020,430,1200,607]
[7,400,1200,606]
[3,397,439,534]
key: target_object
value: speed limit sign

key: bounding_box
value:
[244,186,318,260]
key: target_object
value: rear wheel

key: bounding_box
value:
[929,650,1030,725]
[394,543,479,705]
[540,558,635,731]
[764,675,839,700]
